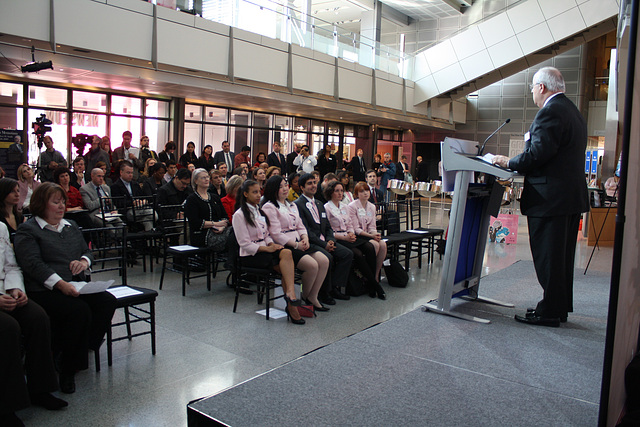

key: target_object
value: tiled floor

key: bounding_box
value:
[16,202,613,427]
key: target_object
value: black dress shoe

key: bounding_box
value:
[30,392,68,410]
[59,373,76,394]
[527,309,567,323]
[1,412,24,427]
[515,313,560,327]
[319,296,336,306]
[330,289,350,301]
[303,298,330,311]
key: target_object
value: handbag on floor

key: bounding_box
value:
[297,304,316,318]
[346,269,369,296]
[384,260,408,288]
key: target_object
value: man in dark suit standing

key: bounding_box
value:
[493,67,589,327]
[295,173,353,305]
[395,155,409,180]
[267,141,287,174]
[212,140,234,177]
[348,148,367,183]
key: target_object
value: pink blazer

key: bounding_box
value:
[324,201,354,236]
[232,208,273,257]
[261,201,307,247]
[347,200,377,235]
[18,180,40,212]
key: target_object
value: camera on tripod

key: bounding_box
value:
[32,114,52,149]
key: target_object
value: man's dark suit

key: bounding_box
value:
[110,178,149,213]
[213,150,235,176]
[368,186,384,205]
[285,151,299,177]
[508,93,589,320]
[294,195,353,298]
[267,151,286,173]
[348,155,367,183]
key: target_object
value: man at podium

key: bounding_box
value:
[493,67,589,327]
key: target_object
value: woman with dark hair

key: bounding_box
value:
[53,167,84,212]
[348,181,387,288]
[287,173,301,202]
[184,168,230,249]
[16,163,40,213]
[232,180,304,324]
[261,176,330,311]
[158,141,177,164]
[14,183,117,394]
[198,145,216,172]
[265,166,281,179]
[221,175,243,223]
[180,141,198,168]
[251,167,266,194]
[316,145,337,181]
[324,180,385,299]
[336,170,353,203]
[141,163,167,196]
[0,178,24,242]
[254,152,267,168]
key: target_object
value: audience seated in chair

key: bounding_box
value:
[14,182,117,395]
[110,160,155,231]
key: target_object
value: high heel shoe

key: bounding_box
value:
[283,295,302,306]
[303,297,330,312]
[374,282,386,300]
[285,306,305,325]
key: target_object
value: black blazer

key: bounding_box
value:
[184,192,228,247]
[285,151,298,177]
[110,178,150,213]
[212,150,235,170]
[348,156,367,183]
[267,152,286,172]
[508,94,589,217]
[368,187,384,205]
[294,196,334,249]
[198,155,217,172]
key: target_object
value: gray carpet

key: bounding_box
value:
[188,260,609,426]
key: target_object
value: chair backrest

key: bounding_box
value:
[130,195,157,231]
[409,198,422,229]
[81,226,127,286]
[388,199,409,230]
[157,204,185,246]
[98,195,127,227]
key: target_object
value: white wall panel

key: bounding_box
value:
[376,79,403,110]
[414,74,438,103]
[460,50,494,81]
[338,68,371,103]
[547,7,586,41]
[0,0,49,42]
[537,0,577,19]
[450,26,485,61]
[478,13,514,47]
[432,63,466,93]
[423,40,457,73]
[452,99,467,124]
[579,0,619,26]
[507,0,545,33]
[487,36,524,68]
[156,4,193,25]
[195,16,229,36]
[431,98,450,121]
[291,56,334,96]
[157,21,228,75]
[517,22,554,56]
[234,40,288,87]
[55,0,152,60]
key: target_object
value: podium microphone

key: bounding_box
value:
[478,118,510,156]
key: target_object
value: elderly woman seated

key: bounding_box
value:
[14,183,117,395]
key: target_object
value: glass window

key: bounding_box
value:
[204,106,227,123]
[112,95,142,116]
[344,125,355,137]
[230,110,250,126]
[144,119,170,153]
[72,91,107,112]
[28,86,67,109]
[293,132,308,148]
[274,130,292,154]
[229,126,251,156]
[253,128,271,161]
[184,123,202,152]
[311,133,324,155]
[146,99,170,118]
[294,118,308,132]
[311,120,324,133]
[28,109,68,164]
[204,125,228,154]
[0,82,23,105]
[253,112,273,128]
[185,104,202,121]
[327,122,340,135]
[110,116,142,147]
[274,115,292,131]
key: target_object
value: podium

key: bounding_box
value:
[422,137,515,323]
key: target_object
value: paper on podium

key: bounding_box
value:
[480,153,496,163]
[70,280,115,294]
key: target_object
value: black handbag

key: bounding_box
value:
[384,260,408,288]
[346,269,369,296]
[206,226,232,252]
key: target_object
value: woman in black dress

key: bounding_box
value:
[184,168,230,249]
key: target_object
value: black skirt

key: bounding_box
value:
[241,250,282,269]
[336,235,369,250]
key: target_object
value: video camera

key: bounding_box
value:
[32,113,52,149]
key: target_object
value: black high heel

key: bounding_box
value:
[285,306,305,325]
[374,282,386,300]
[283,295,302,306]
[303,297,330,312]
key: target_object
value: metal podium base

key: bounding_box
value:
[422,295,514,324]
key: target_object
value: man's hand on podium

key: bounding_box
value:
[492,155,510,169]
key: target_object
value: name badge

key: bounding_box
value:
[524,131,531,142]
[358,208,366,217]
[257,216,266,223]
[321,212,326,218]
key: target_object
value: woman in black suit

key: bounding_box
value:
[14,183,117,394]
[198,145,217,172]
[184,168,230,248]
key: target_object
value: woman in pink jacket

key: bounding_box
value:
[348,181,387,283]
[232,180,305,325]
[324,180,385,300]
[261,176,330,312]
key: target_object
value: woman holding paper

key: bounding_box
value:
[14,182,117,394]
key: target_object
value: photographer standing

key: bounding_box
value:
[293,145,317,174]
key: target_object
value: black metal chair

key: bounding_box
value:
[158,204,213,296]
[227,229,284,320]
[82,226,158,370]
